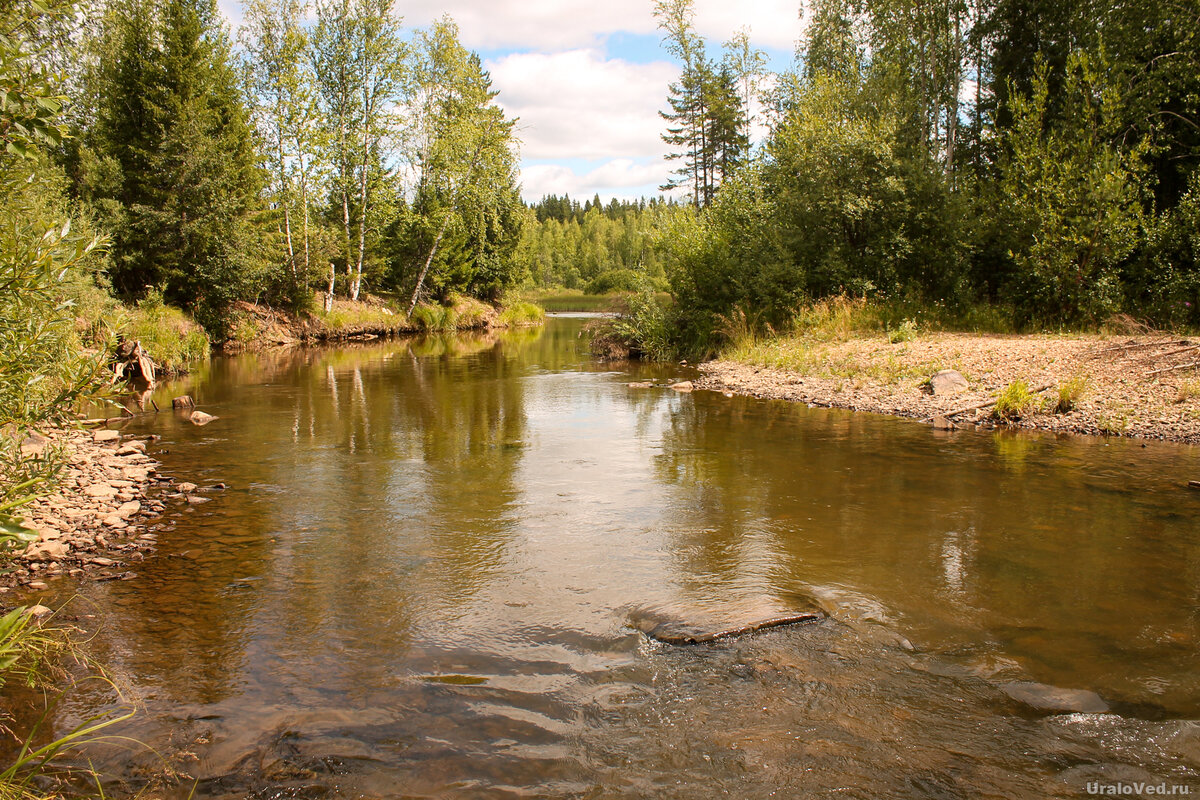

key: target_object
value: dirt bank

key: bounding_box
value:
[0,427,211,593]
[695,333,1200,445]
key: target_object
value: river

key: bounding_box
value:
[33,316,1200,797]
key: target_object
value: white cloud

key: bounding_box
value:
[398,0,805,55]
[396,0,656,51]
[692,0,806,53]
[520,159,676,201]
[488,50,677,162]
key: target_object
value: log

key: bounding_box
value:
[1189,481,1200,490]
[638,612,824,646]
[1146,361,1200,377]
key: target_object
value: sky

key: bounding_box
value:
[218,0,807,203]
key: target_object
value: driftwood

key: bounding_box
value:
[112,340,156,388]
[1146,361,1200,377]
[1094,338,1186,355]
[637,612,824,646]
[924,383,1054,422]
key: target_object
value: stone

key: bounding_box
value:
[670,381,694,393]
[92,429,120,444]
[928,369,968,395]
[172,395,195,409]
[189,410,217,426]
[116,441,146,456]
[19,432,49,457]
[177,482,197,493]
[627,382,652,389]
[1001,681,1109,714]
[83,483,119,499]
[116,501,141,518]
[23,540,69,561]
[932,415,958,431]
[186,495,210,504]
[25,581,47,591]
[25,604,53,618]
[89,557,117,566]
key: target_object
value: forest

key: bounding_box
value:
[595,0,1200,355]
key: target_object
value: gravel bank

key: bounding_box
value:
[695,333,1200,445]
[1,427,212,593]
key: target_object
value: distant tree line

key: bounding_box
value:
[650,0,1200,344]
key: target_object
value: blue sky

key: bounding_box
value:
[219,0,807,203]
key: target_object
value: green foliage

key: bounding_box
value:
[999,54,1144,323]
[78,0,264,331]
[586,268,650,295]
[123,289,210,372]
[994,380,1036,421]
[0,0,110,544]
[590,290,680,361]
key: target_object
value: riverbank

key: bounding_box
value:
[696,332,1200,445]
[0,427,203,592]
[220,296,545,352]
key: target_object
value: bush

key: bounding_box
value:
[585,269,647,295]
[588,290,678,361]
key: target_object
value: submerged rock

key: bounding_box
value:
[1001,681,1109,713]
[670,381,694,393]
[189,410,217,425]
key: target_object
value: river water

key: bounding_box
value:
[27,316,1200,797]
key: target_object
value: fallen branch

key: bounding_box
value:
[638,612,824,646]
[1146,361,1200,377]
[1150,344,1200,360]
[924,383,1054,422]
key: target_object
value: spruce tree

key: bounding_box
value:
[82,0,262,330]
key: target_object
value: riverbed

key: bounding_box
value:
[17,316,1200,797]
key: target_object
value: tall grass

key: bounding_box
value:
[0,606,137,798]
[497,301,545,327]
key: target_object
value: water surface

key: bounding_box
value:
[30,317,1200,797]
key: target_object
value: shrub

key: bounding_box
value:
[585,269,646,295]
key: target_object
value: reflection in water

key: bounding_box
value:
[14,318,1200,798]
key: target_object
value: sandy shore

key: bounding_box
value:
[1,428,214,593]
[695,333,1200,445]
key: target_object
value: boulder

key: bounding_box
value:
[172,395,195,409]
[932,415,958,431]
[189,410,217,426]
[928,369,968,395]
[92,429,121,444]
[670,381,694,393]
[23,540,69,561]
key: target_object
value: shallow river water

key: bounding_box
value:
[23,316,1200,797]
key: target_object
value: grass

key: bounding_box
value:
[1176,379,1200,404]
[497,301,545,327]
[1055,375,1091,413]
[993,380,1037,421]
[522,290,621,313]
[123,294,210,374]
